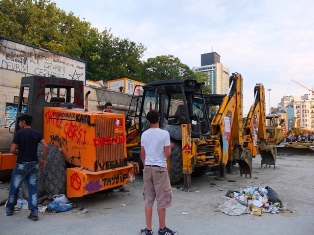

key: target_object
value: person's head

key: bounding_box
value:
[146,110,160,124]
[18,114,33,128]
[103,102,113,113]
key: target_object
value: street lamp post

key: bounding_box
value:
[267,88,272,113]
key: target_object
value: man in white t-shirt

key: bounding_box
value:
[140,110,177,235]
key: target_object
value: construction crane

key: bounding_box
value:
[291,79,314,95]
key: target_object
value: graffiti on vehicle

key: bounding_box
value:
[102,173,128,186]
[86,180,102,192]
[70,172,81,190]
[64,122,87,146]
[96,159,125,171]
[93,136,125,147]
[50,135,68,152]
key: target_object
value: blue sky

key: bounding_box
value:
[53,0,314,114]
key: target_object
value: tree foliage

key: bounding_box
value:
[0,0,90,57]
[142,55,195,83]
[194,71,211,94]
[0,0,197,84]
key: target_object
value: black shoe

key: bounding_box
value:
[140,228,153,235]
[158,227,177,235]
[5,212,13,216]
[28,214,38,221]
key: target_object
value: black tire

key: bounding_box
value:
[169,144,183,184]
[21,144,66,201]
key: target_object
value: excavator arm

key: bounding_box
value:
[211,73,244,176]
[242,84,277,175]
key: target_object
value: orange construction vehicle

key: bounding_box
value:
[0,76,139,199]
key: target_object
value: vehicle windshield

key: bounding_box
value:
[141,90,170,131]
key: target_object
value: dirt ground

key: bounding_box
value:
[0,154,314,235]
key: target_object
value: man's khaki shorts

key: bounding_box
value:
[143,166,172,208]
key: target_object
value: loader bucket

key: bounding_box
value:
[238,149,252,178]
[260,147,277,169]
[277,146,314,156]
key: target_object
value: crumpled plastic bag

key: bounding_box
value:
[217,197,248,216]
[46,201,73,213]
[52,194,69,204]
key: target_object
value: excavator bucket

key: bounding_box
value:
[238,149,252,178]
[260,147,277,168]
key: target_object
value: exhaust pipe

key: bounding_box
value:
[85,91,91,111]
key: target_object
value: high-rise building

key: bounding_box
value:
[192,52,230,94]
[277,93,314,131]
[294,94,314,130]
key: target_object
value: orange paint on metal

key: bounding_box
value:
[66,163,136,198]
[0,153,17,170]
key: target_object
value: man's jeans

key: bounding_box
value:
[6,161,39,216]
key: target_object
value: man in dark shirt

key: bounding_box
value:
[6,114,48,221]
[103,102,113,113]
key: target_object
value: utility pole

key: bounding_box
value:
[267,88,272,113]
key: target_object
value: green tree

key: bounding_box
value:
[142,55,195,83]
[0,0,91,57]
[1,1,201,84]
[0,0,147,82]
[85,29,146,81]
[194,71,211,94]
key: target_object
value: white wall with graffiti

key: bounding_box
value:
[0,36,137,128]
[0,36,86,82]
[0,36,86,128]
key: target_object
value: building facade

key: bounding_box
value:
[105,78,145,95]
[276,94,314,131]
[192,52,230,94]
[294,94,314,130]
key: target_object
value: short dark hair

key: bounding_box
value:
[104,102,112,108]
[19,114,33,125]
[146,110,159,124]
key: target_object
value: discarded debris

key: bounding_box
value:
[39,206,47,213]
[77,207,88,214]
[46,201,73,213]
[217,186,284,216]
[181,212,188,215]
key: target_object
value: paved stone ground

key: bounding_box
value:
[0,154,314,235]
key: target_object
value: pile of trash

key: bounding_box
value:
[217,186,283,216]
[40,194,73,213]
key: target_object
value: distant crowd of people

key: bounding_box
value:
[286,133,314,143]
